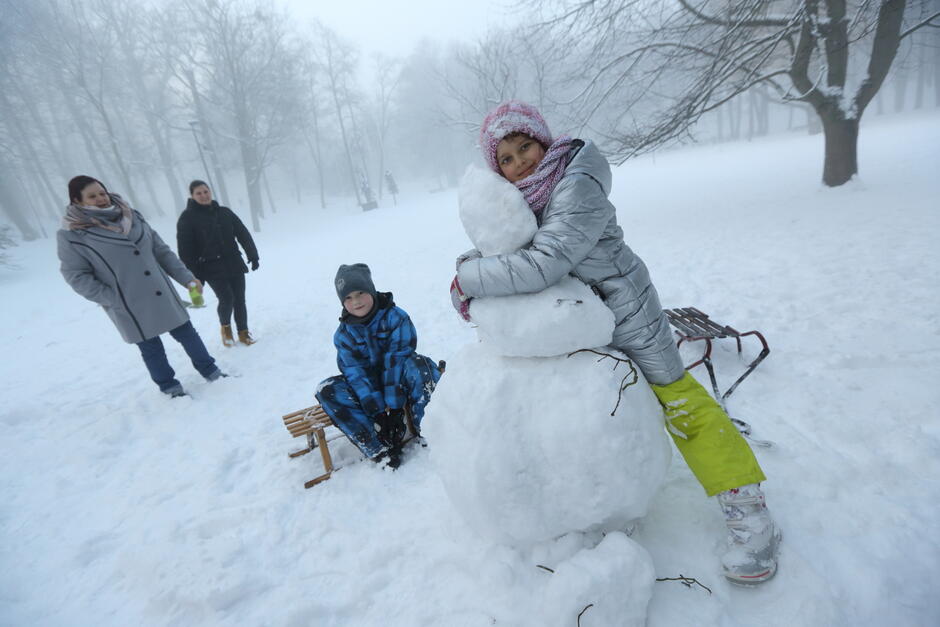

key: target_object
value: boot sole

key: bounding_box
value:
[723,527,782,587]
[724,562,777,586]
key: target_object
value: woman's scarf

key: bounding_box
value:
[514,135,574,214]
[63,193,134,235]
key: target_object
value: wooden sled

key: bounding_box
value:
[282,404,419,488]
[283,405,338,488]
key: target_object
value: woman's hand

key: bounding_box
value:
[188,279,203,294]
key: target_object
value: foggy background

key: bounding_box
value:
[0,0,937,242]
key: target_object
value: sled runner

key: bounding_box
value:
[664,307,773,447]
[282,403,418,488]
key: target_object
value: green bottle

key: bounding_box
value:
[189,284,205,308]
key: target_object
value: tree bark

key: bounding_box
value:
[820,114,859,186]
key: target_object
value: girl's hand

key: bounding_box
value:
[450,276,472,322]
[188,279,203,294]
[455,248,482,271]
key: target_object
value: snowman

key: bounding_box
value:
[422,164,673,626]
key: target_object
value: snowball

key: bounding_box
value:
[423,343,671,548]
[537,532,655,627]
[458,164,536,256]
[471,276,615,357]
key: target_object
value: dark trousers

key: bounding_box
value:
[315,354,441,458]
[206,274,247,330]
[137,321,218,392]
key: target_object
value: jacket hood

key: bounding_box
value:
[565,140,612,197]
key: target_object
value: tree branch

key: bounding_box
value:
[855,0,905,113]
[678,0,792,28]
[900,11,940,38]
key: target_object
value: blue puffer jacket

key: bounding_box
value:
[333,292,418,417]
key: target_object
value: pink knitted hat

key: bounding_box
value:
[479,100,553,174]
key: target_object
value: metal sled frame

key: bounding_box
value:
[282,404,417,488]
[664,307,770,411]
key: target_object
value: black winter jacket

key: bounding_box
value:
[176,199,258,281]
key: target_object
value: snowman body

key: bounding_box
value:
[426,164,671,546]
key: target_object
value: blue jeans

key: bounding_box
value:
[137,321,218,392]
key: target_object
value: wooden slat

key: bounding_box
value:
[283,404,334,446]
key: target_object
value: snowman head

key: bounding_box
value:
[479,101,553,176]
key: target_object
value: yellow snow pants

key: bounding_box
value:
[651,371,766,496]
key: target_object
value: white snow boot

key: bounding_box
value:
[717,483,781,585]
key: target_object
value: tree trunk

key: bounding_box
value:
[0,168,41,241]
[116,20,185,214]
[310,101,326,209]
[935,25,940,106]
[92,102,142,210]
[61,88,109,176]
[820,114,859,186]
[239,145,264,232]
[185,70,230,206]
[914,40,926,110]
[262,169,277,214]
[893,68,908,112]
[230,79,264,231]
[301,122,327,209]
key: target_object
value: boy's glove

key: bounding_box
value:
[250,259,259,271]
[375,408,406,449]
[450,275,472,322]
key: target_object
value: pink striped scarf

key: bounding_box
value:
[514,135,574,214]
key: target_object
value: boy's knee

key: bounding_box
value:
[315,376,343,401]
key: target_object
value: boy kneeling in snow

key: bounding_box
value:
[316,264,442,468]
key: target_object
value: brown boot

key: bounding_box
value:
[238,329,256,345]
[221,324,236,347]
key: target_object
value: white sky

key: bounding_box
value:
[275,0,519,58]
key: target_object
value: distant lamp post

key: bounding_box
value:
[188,120,216,190]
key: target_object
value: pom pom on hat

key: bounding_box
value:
[479,100,553,174]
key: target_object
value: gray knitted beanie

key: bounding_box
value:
[334,263,377,302]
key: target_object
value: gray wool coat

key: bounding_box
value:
[57,211,195,344]
[456,140,685,385]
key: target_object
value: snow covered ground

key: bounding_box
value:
[2,111,939,626]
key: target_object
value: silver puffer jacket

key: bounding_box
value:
[456,140,684,385]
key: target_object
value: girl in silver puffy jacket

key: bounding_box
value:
[449,101,781,586]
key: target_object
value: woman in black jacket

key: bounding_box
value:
[176,180,259,346]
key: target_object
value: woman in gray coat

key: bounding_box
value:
[57,175,224,398]
[449,101,781,586]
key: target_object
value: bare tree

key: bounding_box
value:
[97,0,187,213]
[31,0,149,207]
[315,24,365,205]
[539,0,940,186]
[371,53,403,200]
[297,50,329,208]
[182,0,300,231]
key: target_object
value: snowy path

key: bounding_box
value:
[2,112,939,626]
